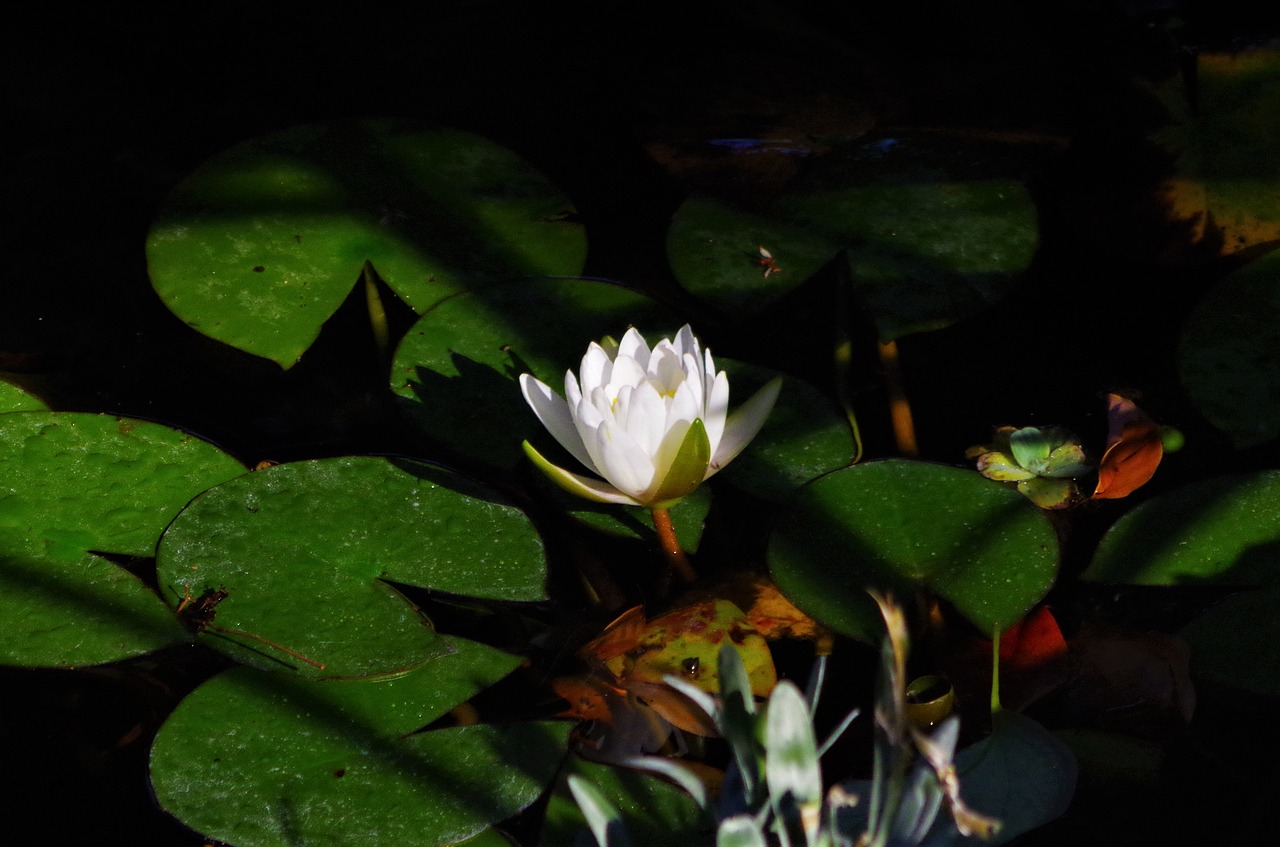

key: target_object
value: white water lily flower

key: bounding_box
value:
[520,325,782,507]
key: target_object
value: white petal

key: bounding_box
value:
[650,346,685,394]
[593,420,656,498]
[577,386,611,473]
[608,356,647,395]
[702,369,730,455]
[679,352,704,408]
[708,376,783,477]
[667,380,702,430]
[673,324,697,359]
[578,342,614,394]
[625,381,668,455]
[702,348,717,410]
[617,327,651,369]
[520,374,599,473]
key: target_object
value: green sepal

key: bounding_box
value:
[649,418,711,508]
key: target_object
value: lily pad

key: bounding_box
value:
[150,636,571,847]
[544,480,713,554]
[667,136,1038,341]
[715,362,855,502]
[1180,587,1280,697]
[155,456,548,678]
[0,412,245,666]
[390,277,675,473]
[1178,251,1280,449]
[666,198,841,313]
[1153,50,1280,254]
[1083,470,1280,586]
[768,459,1058,643]
[924,710,1076,846]
[0,380,47,412]
[147,121,587,367]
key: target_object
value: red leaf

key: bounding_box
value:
[998,606,1068,671]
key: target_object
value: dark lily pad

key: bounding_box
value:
[147,121,587,367]
[1153,49,1280,254]
[1083,470,1280,586]
[155,456,548,678]
[150,635,572,847]
[0,413,245,666]
[667,136,1039,341]
[924,710,1076,846]
[1180,587,1280,697]
[715,361,856,502]
[768,459,1058,643]
[1178,250,1280,449]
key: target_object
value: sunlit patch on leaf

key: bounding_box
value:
[1152,50,1280,256]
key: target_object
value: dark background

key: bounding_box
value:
[3,2,1279,844]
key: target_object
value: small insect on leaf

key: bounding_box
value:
[171,584,325,670]
[174,585,228,634]
[757,245,782,278]
[1093,393,1164,500]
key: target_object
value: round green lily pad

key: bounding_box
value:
[150,636,571,847]
[1083,470,1280,586]
[155,456,548,678]
[1178,251,1280,449]
[147,121,587,368]
[0,412,245,666]
[768,459,1058,643]
[391,276,675,473]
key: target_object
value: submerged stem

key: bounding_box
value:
[878,339,919,458]
[651,507,697,583]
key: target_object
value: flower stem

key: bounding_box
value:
[651,507,697,583]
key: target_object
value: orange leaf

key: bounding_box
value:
[551,675,625,722]
[1093,394,1163,499]
[577,605,647,662]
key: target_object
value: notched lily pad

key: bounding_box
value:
[147,121,587,367]
[155,456,548,678]
[0,412,245,666]
[150,636,571,847]
[768,459,1058,643]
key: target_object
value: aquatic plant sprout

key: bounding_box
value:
[520,325,781,508]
